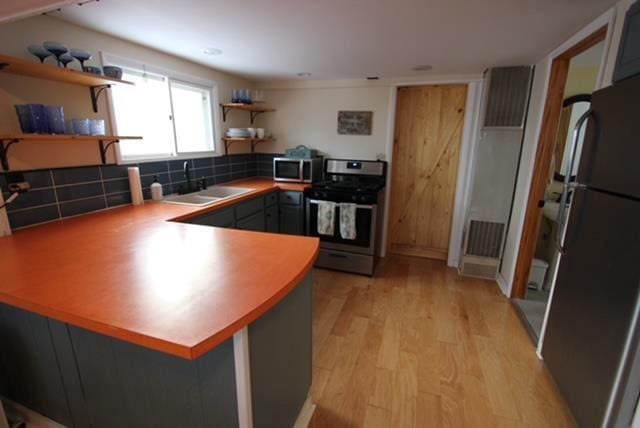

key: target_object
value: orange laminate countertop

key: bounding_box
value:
[0,178,317,360]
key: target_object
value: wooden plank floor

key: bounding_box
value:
[308,255,575,427]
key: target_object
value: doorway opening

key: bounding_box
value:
[511,28,607,342]
[387,84,467,261]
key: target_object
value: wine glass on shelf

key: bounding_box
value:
[70,48,92,68]
[43,41,69,67]
[59,53,74,68]
[27,45,52,63]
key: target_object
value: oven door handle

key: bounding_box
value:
[308,199,374,210]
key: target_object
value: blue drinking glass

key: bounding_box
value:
[27,104,49,133]
[45,106,66,134]
[15,105,35,133]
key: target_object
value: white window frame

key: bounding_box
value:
[101,52,223,164]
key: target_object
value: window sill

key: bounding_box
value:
[120,151,222,165]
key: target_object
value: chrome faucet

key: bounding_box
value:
[184,161,192,191]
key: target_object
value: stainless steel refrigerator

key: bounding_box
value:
[543,73,640,428]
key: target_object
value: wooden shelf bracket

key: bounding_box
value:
[220,103,275,125]
[249,110,262,124]
[98,138,120,164]
[0,138,19,171]
[90,84,111,113]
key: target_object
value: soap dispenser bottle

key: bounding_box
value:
[150,176,163,201]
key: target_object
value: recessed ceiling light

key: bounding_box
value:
[412,65,433,72]
[203,48,223,55]
[297,72,312,77]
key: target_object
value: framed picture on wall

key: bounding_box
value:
[337,111,372,135]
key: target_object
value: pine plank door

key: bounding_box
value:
[388,85,467,260]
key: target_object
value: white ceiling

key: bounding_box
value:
[52,0,617,81]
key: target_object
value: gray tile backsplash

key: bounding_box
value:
[1,153,273,231]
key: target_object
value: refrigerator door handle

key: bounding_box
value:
[555,109,593,254]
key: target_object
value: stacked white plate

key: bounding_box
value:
[226,128,251,138]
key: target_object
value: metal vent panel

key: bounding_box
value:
[460,256,499,279]
[465,220,505,258]
[483,66,533,128]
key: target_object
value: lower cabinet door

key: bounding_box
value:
[266,205,279,233]
[279,205,303,235]
[188,207,235,228]
[236,211,266,232]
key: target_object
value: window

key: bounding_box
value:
[108,60,216,161]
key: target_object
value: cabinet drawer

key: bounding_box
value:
[235,197,264,220]
[236,211,266,232]
[189,207,235,228]
[265,192,278,207]
[279,191,302,206]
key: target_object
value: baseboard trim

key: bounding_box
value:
[496,272,510,297]
[293,395,316,428]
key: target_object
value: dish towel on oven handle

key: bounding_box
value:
[317,201,336,235]
[339,203,357,240]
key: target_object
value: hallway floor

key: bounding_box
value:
[308,255,575,427]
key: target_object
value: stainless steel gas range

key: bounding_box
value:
[304,159,387,276]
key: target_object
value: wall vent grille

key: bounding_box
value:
[459,256,500,279]
[483,66,533,128]
[465,220,505,258]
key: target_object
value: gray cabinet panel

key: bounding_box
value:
[613,1,640,83]
[279,191,302,206]
[235,196,264,220]
[266,205,279,233]
[68,325,238,428]
[279,204,304,235]
[249,273,312,428]
[189,207,235,228]
[48,319,92,428]
[237,210,266,232]
[0,305,72,426]
[265,192,278,207]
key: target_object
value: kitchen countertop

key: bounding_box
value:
[0,178,317,360]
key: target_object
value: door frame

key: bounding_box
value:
[380,77,483,266]
[509,26,608,299]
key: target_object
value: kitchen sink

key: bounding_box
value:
[163,193,221,206]
[163,186,253,206]
[198,186,252,199]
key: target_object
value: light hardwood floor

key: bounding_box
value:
[308,255,575,427]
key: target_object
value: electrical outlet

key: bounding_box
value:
[8,182,30,193]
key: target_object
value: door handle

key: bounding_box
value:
[555,109,591,254]
[327,252,348,259]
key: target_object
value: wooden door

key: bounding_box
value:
[388,84,467,260]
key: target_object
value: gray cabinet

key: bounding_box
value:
[614,1,640,83]
[279,191,304,236]
[235,197,264,221]
[266,205,279,233]
[188,207,235,228]
[237,211,266,232]
[185,190,305,236]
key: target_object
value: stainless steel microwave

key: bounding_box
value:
[273,157,322,183]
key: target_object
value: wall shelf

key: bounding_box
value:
[221,137,275,155]
[220,103,276,124]
[0,134,142,170]
[0,54,134,113]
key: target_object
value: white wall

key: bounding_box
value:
[499,0,635,296]
[0,15,251,170]
[252,84,390,159]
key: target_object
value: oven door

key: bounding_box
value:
[306,198,377,255]
[274,159,302,182]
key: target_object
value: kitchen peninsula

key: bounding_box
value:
[0,179,318,428]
